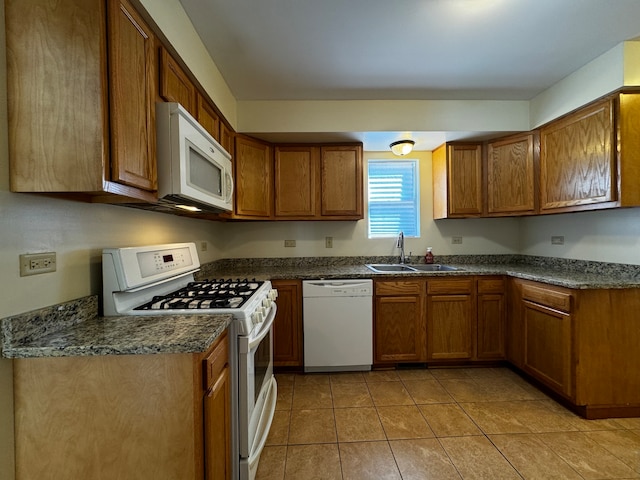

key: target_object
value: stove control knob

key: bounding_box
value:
[269,289,278,300]
[262,297,272,308]
[252,311,263,325]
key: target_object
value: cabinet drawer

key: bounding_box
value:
[375,280,424,296]
[522,284,571,312]
[478,277,505,294]
[427,278,473,295]
[203,330,229,390]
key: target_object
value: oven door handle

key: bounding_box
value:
[247,303,277,351]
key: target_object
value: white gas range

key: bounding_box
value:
[102,242,278,480]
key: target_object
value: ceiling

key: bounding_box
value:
[178,0,640,150]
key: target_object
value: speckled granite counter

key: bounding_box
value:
[1,295,232,359]
[198,255,640,290]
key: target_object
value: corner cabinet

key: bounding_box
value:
[7,0,158,202]
[13,331,231,479]
[433,143,483,218]
[271,279,304,368]
[373,280,427,365]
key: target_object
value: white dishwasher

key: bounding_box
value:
[302,279,373,373]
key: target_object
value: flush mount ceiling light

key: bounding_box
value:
[390,139,415,156]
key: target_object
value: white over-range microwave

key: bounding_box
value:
[156,102,233,213]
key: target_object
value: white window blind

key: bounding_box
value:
[367,159,420,238]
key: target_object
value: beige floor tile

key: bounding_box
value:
[429,368,473,380]
[368,380,415,406]
[294,373,330,385]
[615,417,640,430]
[275,382,293,411]
[255,445,287,480]
[418,403,482,437]
[492,400,579,433]
[331,382,373,408]
[439,435,522,479]
[340,441,402,480]
[364,370,401,382]
[334,407,386,442]
[460,401,532,434]
[471,377,539,401]
[284,444,342,480]
[538,431,639,479]
[330,371,366,384]
[584,429,640,473]
[438,378,495,402]
[266,410,290,446]
[292,383,333,409]
[539,399,625,431]
[404,378,454,404]
[288,409,337,444]
[396,368,435,381]
[389,438,462,480]
[377,405,434,439]
[275,373,295,386]
[489,433,583,479]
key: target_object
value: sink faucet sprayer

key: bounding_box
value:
[396,231,405,264]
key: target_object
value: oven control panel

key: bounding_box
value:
[103,242,200,291]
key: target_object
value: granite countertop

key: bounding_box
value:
[200,259,640,290]
[1,296,232,359]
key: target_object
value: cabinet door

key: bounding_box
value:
[204,365,231,480]
[487,133,537,215]
[197,94,221,142]
[274,147,319,217]
[433,143,482,218]
[374,281,426,364]
[477,278,505,360]
[108,0,157,191]
[540,98,616,212]
[159,47,197,115]
[234,136,272,217]
[220,123,235,157]
[427,294,474,360]
[271,280,303,367]
[320,145,363,218]
[522,301,572,398]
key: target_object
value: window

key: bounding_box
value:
[367,159,420,238]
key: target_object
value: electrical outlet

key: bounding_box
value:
[20,252,57,276]
[325,236,333,248]
[551,235,565,245]
[452,236,463,245]
[200,241,208,252]
[284,240,296,247]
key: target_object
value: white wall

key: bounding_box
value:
[221,151,521,259]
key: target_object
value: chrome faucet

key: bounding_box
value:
[396,231,406,264]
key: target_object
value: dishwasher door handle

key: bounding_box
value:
[306,281,370,288]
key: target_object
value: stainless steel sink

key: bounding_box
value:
[365,263,460,273]
[410,264,459,272]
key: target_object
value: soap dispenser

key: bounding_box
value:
[425,247,434,264]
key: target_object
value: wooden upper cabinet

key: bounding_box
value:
[6,0,156,201]
[159,46,197,116]
[320,145,364,218]
[108,0,157,192]
[540,97,616,212]
[487,133,537,215]
[197,94,222,143]
[274,146,319,217]
[433,143,483,218]
[234,135,273,218]
[219,123,235,157]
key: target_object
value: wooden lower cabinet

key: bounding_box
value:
[13,330,230,479]
[426,279,475,361]
[271,279,303,368]
[476,277,506,360]
[373,280,427,364]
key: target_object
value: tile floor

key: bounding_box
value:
[256,367,640,480]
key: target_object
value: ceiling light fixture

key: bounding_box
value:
[390,139,415,156]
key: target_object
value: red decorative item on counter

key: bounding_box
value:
[425,247,434,264]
